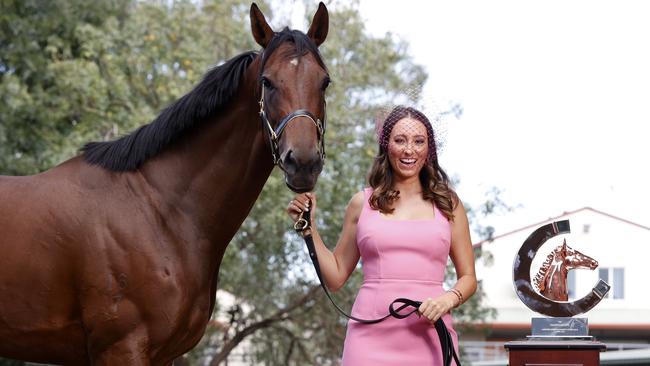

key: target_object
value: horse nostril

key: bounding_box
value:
[283,149,323,177]
[283,150,298,174]
[310,156,324,175]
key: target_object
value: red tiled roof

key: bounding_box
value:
[473,207,650,248]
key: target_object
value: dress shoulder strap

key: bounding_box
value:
[358,187,375,224]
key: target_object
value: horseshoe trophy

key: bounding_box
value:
[505,220,611,366]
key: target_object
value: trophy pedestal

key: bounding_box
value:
[505,318,605,365]
[505,340,606,366]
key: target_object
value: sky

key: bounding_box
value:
[290,0,650,237]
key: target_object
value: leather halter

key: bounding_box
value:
[258,85,326,168]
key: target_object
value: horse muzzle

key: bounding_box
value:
[281,149,323,193]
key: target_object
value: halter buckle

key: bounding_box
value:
[294,216,310,232]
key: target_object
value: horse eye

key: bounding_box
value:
[262,77,275,90]
[321,77,331,91]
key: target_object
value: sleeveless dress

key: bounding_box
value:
[341,188,459,365]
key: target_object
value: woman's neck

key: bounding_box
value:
[392,176,422,197]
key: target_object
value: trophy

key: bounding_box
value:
[506,220,611,365]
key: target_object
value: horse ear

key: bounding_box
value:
[250,3,274,48]
[307,2,329,47]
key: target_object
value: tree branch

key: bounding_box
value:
[208,285,320,366]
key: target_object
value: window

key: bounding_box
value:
[598,267,624,299]
[613,268,625,299]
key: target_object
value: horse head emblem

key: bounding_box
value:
[513,220,611,317]
[532,239,599,302]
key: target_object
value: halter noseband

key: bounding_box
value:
[258,84,326,168]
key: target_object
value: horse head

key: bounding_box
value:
[250,3,329,193]
[563,240,599,270]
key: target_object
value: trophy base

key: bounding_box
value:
[530,316,589,339]
[526,335,593,341]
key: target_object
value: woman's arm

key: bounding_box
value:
[419,199,478,322]
[447,200,478,304]
[288,191,364,291]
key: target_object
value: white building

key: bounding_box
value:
[466,207,650,363]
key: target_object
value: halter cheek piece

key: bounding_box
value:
[258,85,326,168]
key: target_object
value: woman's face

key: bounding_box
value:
[387,117,429,180]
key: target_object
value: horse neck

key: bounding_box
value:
[543,252,568,296]
[141,60,274,248]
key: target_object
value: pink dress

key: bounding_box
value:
[341,188,458,365]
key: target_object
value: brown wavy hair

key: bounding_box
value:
[368,106,458,221]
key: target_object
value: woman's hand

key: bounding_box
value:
[418,292,457,324]
[287,192,317,226]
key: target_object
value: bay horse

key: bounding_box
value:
[0,3,330,365]
[533,239,599,301]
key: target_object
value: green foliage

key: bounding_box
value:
[0,0,259,175]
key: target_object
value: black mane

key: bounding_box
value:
[81,51,257,171]
[82,28,326,172]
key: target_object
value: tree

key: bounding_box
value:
[0,0,261,175]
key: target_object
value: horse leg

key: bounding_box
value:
[90,327,151,366]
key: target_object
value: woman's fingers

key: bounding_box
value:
[287,200,301,220]
[418,297,446,323]
[292,193,315,212]
[305,192,317,210]
[287,193,315,222]
[293,196,310,212]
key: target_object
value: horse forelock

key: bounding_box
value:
[260,27,327,75]
[81,51,258,172]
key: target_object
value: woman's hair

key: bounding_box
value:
[368,105,458,221]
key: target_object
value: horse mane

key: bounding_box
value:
[81,51,257,171]
[82,28,326,172]
[533,249,558,292]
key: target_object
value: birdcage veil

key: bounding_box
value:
[373,84,462,160]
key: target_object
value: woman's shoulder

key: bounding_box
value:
[345,190,367,222]
[349,190,366,210]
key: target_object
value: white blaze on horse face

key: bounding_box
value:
[289,58,299,66]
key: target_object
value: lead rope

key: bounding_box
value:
[295,210,461,366]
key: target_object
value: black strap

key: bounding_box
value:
[299,210,461,366]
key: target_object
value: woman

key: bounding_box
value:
[287,105,476,365]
